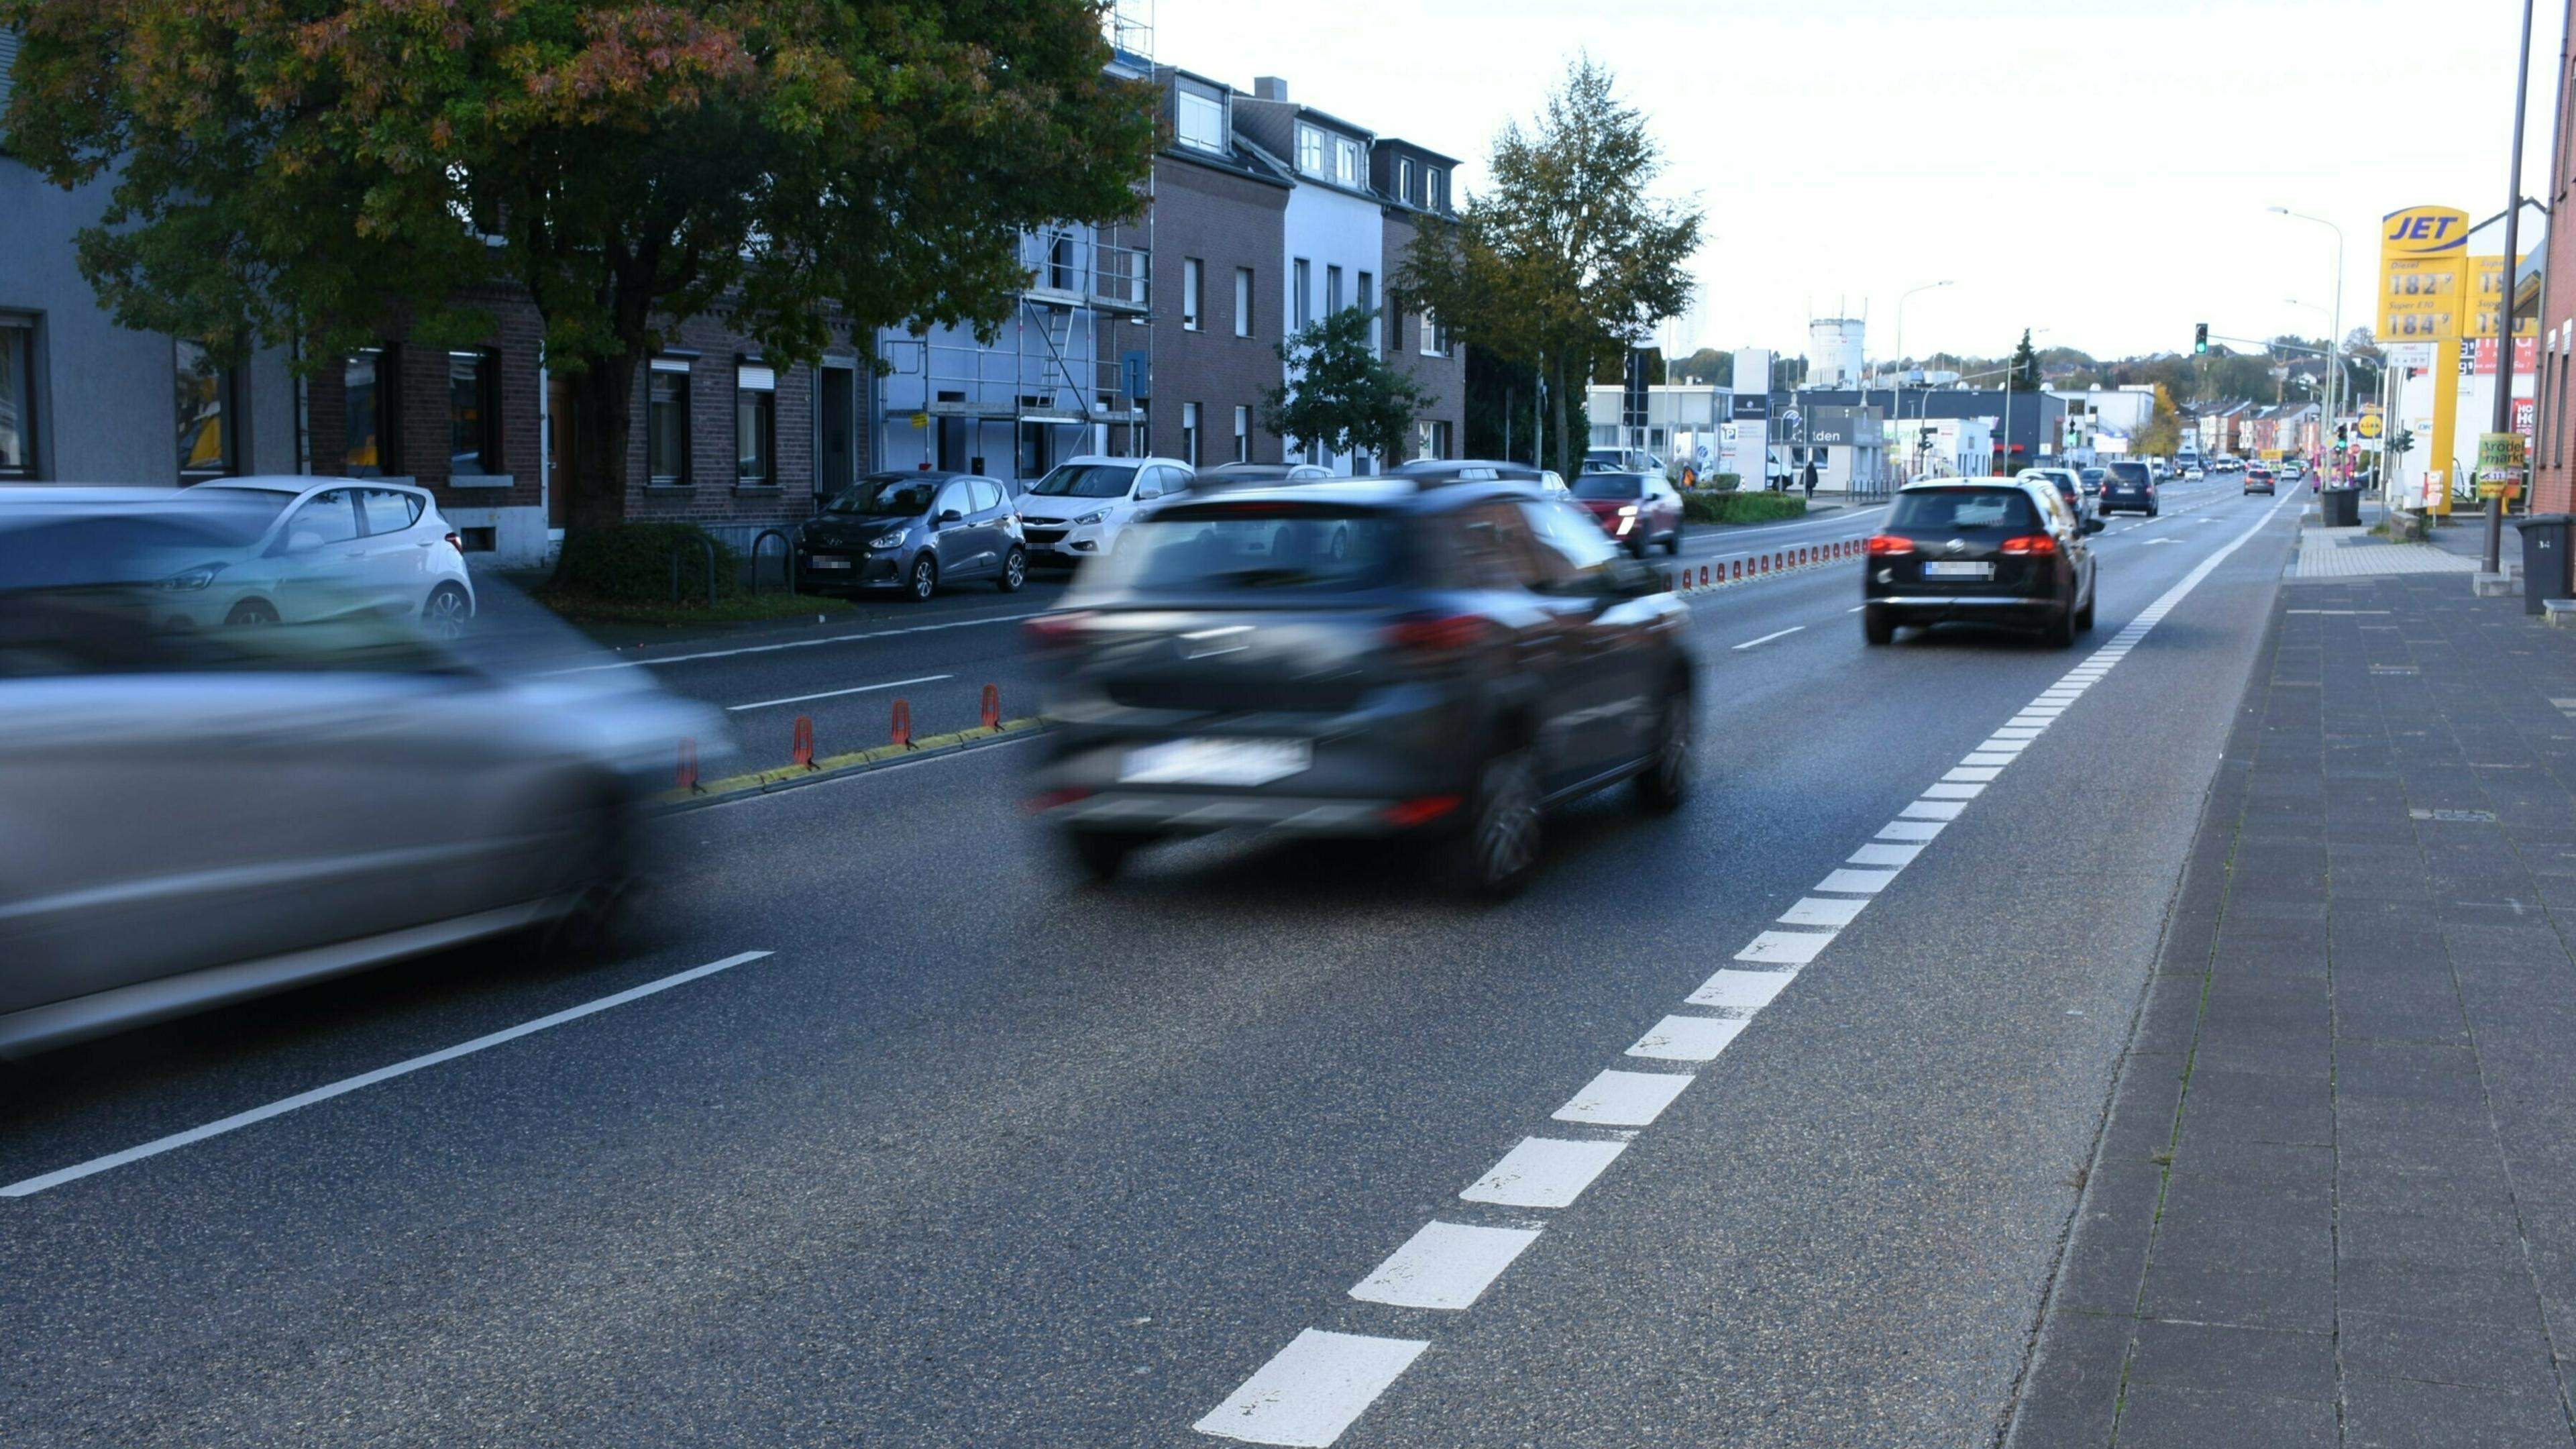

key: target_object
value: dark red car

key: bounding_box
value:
[1570,470,1684,556]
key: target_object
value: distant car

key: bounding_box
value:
[2079,466,2107,500]
[2182,464,2206,481]
[0,502,724,1055]
[1864,476,2100,648]
[1026,477,1697,897]
[2099,461,2159,516]
[1014,455,1196,570]
[1568,470,1684,555]
[1189,462,1334,492]
[2020,466,2098,527]
[1395,458,1564,492]
[1582,447,1667,476]
[801,470,1026,600]
[54,476,480,637]
[2278,460,2306,482]
[2214,458,2245,474]
[2244,466,2276,496]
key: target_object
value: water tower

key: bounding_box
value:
[1807,316,1866,388]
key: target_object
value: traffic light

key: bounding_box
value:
[2194,323,2208,356]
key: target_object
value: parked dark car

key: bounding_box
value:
[1863,477,2100,647]
[2098,460,2159,516]
[1025,479,1697,897]
[1568,470,1684,556]
[800,470,1026,600]
[2244,466,2276,496]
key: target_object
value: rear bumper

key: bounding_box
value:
[1051,791,1419,837]
[1868,594,2060,625]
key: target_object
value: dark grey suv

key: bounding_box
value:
[1025,479,1698,897]
[799,470,1026,600]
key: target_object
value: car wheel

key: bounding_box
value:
[1664,524,1683,556]
[998,547,1028,594]
[1448,746,1541,900]
[421,582,472,640]
[906,554,938,602]
[2076,586,2096,631]
[2046,603,2078,648]
[1067,828,1150,882]
[2145,505,2159,517]
[225,598,279,627]
[1635,688,1691,814]
[1864,607,1896,646]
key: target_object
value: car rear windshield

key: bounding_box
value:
[1081,503,1405,595]
[1890,488,2042,533]
[1570,474,1644,500]
[823,476,938,515]
[2106,463,2150,485]
[1029,464,1137,499]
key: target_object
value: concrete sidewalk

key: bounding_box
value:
[2007,564,2576,1446]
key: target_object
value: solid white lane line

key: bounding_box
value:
[538,612,1050,675]
[0,950,775,1199]
[1817,866,1901,893]
[1553,1069,1697,1128]
[1877,819,1946,842]
[1459,1136,1629,1208]
[1195,1330,1430,1446]
[1735,930,1835,965]
[1778,896,1868,927]
[1686,969,1796,1015]
[1627,1014,1750,1063]
[1847,842,1923,868]
[1733,627,1806,651]
[1900,800,1967,821]
[1349,1222,1543,1310]
[725,674,952,712]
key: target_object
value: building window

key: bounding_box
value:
[447,347,498,476]
[1428,168,1446,212]
[1176,89,1226,153]
[737,362,777,487]
[1181,402,1201,466]
[1417,419,1453,460]
[1357,272,1375,351]
[1235,268,1254,337]
[175,339,237,480]
[1049,231,1077,292]
[1334,137,1362,187]
[1421,308,1448,358]
[1296,123,1324,176]
[1293,259,1311,329]
[1326,265,1343,316]
[343,348,390,477]
[649,360,692,486]
[0,317,34,480]
[1233,405,1250,462]
[1399,157,1415,204]
[1183,258,1203,331]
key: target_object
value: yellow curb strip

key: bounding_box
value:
[653,716,1046,807]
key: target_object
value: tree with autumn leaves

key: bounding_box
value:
[0,0,1158,533]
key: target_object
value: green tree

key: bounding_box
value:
[1394,56,1703,478]
[1669,347,1731,386]
[2008,329,2042,391]
[2132,384,2183,457]
[1261,308,1434,464]
[0,0,1157,534]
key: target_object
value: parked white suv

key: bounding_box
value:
[174,477,476,635]
[1014,455,1195,569]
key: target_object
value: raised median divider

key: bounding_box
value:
[1664,537,1866,596]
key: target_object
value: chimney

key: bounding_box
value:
[1253,76,1289,103]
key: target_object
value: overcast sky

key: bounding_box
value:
[1157,0,2565,364]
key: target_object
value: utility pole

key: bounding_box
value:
[2489,0,2536,573]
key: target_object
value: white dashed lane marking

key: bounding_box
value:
[1553,1069,1697,1128]
[1459,1137,1629,1208]
[1349,1222,1543,1310]
[1195,1331,1430,1447]
[1627,1014,1751,1062]
[1684,970,1795,1016]
[1733,626,1807,651]
[1734,930,1836,966]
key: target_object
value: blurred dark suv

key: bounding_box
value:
[1026,479,1697,897]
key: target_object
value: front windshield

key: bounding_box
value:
[1029,464,1138,499]
[824,476,939,516]
[1571,474,1644,500]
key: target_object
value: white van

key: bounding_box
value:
[1013,455,1195,568]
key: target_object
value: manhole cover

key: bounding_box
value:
[2411,808,2498,822]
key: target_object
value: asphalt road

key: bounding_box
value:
[0,476,2300,1447]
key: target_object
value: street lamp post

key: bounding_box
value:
[1892,281,1951,488]
[2485,0,2539,571]
[2269,208,2346,478]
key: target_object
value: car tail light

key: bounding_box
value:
[1387,612,1491,657]
[1383,795,1462,827]
[1023,787,1091,814]
[1866,534,1915,556]
[1024,611,1096,650]
[445,531,464,554]
[2000,535,2059,556]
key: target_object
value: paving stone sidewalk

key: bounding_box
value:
[2006,566,2576,1448]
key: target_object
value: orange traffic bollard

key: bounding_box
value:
[981,684,1002,731]
[891,698,913,749]
[1699,565,1711,588]
[792,715,816,769]
[678,737,701,793]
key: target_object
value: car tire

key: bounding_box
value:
[1864,607,1896,646]
[225,598,279,626]
[1448,746,1541,900]
[2145,505,2159,518]
[2046,604,2077,649]
[998,547,1028,594]
[1068,828,1150,882]
[1664,525,1683,556]
[1635,687,1690,814]
[2076,586,2096,631]
[905,554,938,602]
[421,582,473,640]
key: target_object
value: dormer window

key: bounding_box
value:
[1400,157,1415,203]
[1334,137,1362,187]
[1427,168,1447,211]
[1176,89,1225,153]
[1297,124,1325,175]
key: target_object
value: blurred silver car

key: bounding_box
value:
[0,494,727,1055]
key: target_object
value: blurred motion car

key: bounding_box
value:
[1393,459,1568,493]
[1864,476,2100,647]
[1188,462,1334,492]
[1582,447,1666,476]
[1568,470,1684,555]
[0,494,729,1055]
[1014,455,1195,569]
[1025,477,1696,898]
[800,470,1026,600]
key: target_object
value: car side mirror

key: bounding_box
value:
[276,528,325,555]
[2084,517,2105,535]
[938,508,963,524]
[1609,557,1663,598]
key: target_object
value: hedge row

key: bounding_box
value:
[552,523,748,604]
[1682,491,1808,525]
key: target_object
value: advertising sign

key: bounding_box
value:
[2477,431,2526,499]
[2377,205,2470,341]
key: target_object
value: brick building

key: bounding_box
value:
[1147,68,1291,470]
[1375,137,1468,462]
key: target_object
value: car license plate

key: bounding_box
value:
[1923,561,1992,579]
[1120,737,1311,787]
[808,556,853,570]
